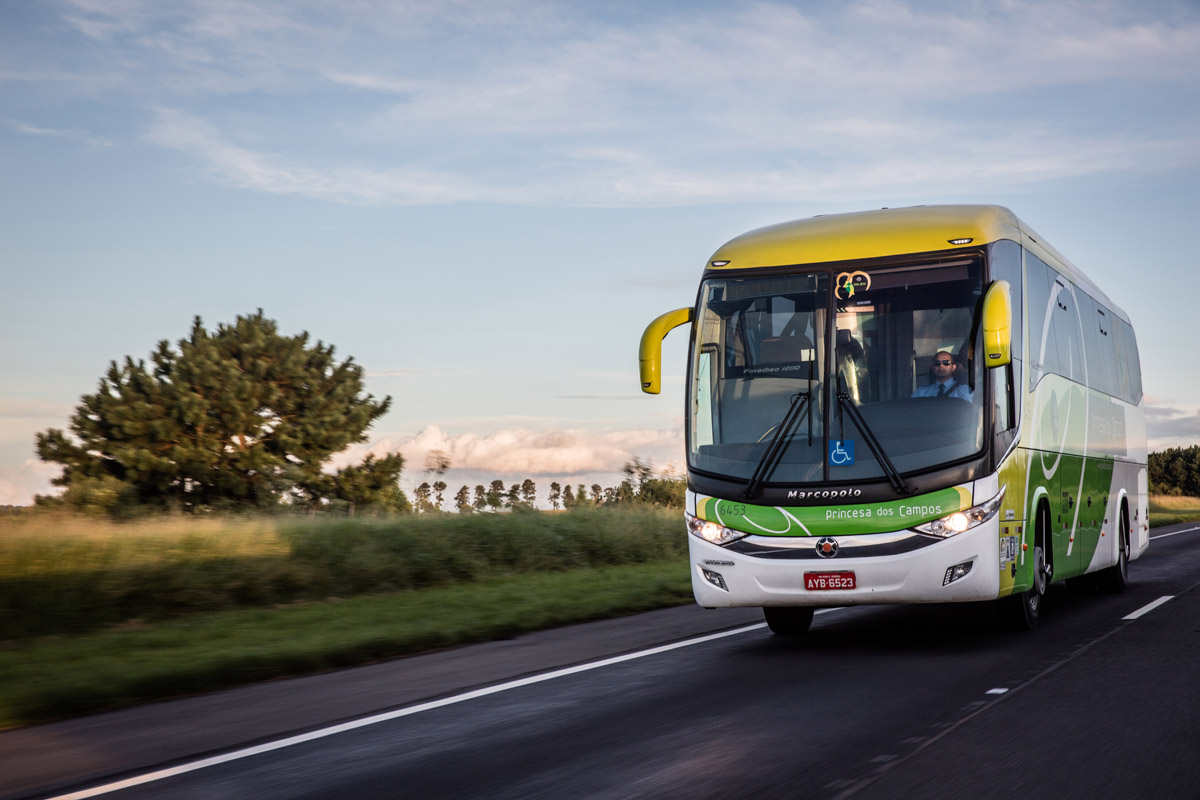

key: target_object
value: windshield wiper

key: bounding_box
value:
[835,375,913,496]
[744,389,812,499]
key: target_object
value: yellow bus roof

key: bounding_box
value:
[705,204,1122,320]
[707,205,1019,268]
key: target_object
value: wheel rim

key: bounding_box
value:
[1033,543,1047,595]
[1119,508,1130,578]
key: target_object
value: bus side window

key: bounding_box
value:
[1114,318,1143,405]
[1025,251,1054,389]
[988,240,1023,358]
[989,239,1023,430]
[994,367,1012,431]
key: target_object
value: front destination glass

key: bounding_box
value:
[689,258,985,486]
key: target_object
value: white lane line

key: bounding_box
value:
[47,621,775,799]
[1123,595,1174,620]
[1150,526,1200,540]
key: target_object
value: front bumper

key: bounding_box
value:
[690,516,1001,607]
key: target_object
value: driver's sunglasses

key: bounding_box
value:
[932,359,953,366]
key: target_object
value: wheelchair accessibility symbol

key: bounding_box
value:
[829,439,855,466]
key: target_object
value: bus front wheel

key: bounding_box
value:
[1004,507,1049,631]
[763,606,814,635]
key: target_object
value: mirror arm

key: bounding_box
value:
[639,307,693,394]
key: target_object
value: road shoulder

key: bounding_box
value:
[0,604,761,799]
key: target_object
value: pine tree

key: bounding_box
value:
[562,484,575,508]
[520,478,537,508]
[414,482,434,514]
[320,453,410,515]
[548,482,562,510]
[432,480,448,510]
[35,311,396,514]
[473,485,487,511]
[487,480,505,510]
[454,485,472,514]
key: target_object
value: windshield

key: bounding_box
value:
[689,259,985,487]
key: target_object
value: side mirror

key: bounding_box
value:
[982,280,1012,367]
[639,307,693,394]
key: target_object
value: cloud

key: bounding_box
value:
[3,119,112,147]
[146,108,531,204]
[35,0,1198,207]
[334,424,684,479]
[0,459,61,506]
[1146,403,1200,450]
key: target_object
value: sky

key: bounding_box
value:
[2,0,1199,507]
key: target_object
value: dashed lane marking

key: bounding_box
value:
[1123,595,1174,620]
[1150,526,1200,540]
[46,621,785,799]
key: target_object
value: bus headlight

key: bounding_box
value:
[914,488,1005,538]
[686,512,748,546]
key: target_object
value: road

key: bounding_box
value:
[4,523,1199,800]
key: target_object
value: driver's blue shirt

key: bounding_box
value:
[912,379,973,401]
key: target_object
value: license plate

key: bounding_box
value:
[804,571,856,590]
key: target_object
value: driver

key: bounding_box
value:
[912,351,972,401]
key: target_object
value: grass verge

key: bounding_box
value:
[1148,495,1200,528]
[0,559,692,730]
[1,508,685,639]
[1148,513,1200,527]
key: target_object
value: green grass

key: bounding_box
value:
[0,559,693,729]
[1148,495,1200,528]
[1149,513,1200,527]
[1,508,686,639]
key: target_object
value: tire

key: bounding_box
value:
[1003,504,1050,631]
[763,606,815,635]
[1093,503,1130,593]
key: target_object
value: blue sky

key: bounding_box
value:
[2,0,1199,505]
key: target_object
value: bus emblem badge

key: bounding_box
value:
[815,537,839,558]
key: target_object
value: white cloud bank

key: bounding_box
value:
[0,460,61,507]
[336,424,683,479]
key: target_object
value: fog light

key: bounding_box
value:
[702,568,729,591]
[943,561,973,586]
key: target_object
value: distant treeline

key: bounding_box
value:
[1149,446,1200,497]
[413,457,684,514]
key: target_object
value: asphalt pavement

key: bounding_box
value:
[4,522,1198,800]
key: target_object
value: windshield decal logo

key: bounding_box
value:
[836,270,871,299]
[787,488,863,499]
[829,439,855,466]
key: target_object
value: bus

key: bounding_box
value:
[639,205,1147,632]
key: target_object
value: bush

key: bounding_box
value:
[0,507,686,640]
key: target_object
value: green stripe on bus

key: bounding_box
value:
[703,486,971,537]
